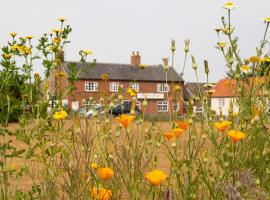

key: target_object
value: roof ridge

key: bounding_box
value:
[64,61,164,67]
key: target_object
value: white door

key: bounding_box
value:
[72,101,79,111]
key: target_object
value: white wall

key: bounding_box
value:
[211,97,239,116]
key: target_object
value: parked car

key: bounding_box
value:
[109,101,141,116]
[78,104,104,118]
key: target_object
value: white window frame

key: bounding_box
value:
[109,82,119,92]
[62,99,68,107]
[130,82,139,92]
[136,101,141,109]
[218,98,225,107]
[173,102,180,112]
[157,83,169,93]
[157,101,168,112]
[82,99,92,107]
[85,82,98,92]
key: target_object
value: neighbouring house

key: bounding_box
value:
[184,82,212,114]
[211,77,270,116]
[49,51,184,115]
[211,79,238,116]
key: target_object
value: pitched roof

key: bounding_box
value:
[184,82,211,100]
[211,77,267,98]
[211,79,237,97]
[62,62,183,82]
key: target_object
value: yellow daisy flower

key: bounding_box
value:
[223,2,237,10]
[53,110,68,120]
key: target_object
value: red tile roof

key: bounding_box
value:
[212,77,267,97]
[212,79,237,97]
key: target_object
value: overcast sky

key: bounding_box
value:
[0,0,269,82]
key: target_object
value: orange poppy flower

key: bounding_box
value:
[214,121,232,132]
[116,114,135,128]
[172,128,185,137]
[178,120,189,130]
[227,130,245,142]
[91,187,112,200]
[163,132,175,140]
[145,170,167,186]
[97,167,114,180]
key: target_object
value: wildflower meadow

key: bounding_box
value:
[0,2,270,200]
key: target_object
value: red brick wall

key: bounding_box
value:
[61,79,184,115]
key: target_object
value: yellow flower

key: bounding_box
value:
[222,27,234,35]
[232,112,238,117]
[240,65,250,73]
[91,188,112,200]
[178,120,189,130]
[54,37,61,44]
[3,53,12,59]
[204,83,214,89]
[58,17,66,22]
[53,110,68,120]
[163,132,175,140]
[101,73,109,82]
[206,89,216,95]
[97,167,114,180]
[172,128,185,137]
[249,56,261,63]
[138,64,147,69]
[11,45,20,51]
[19,46,32,55]
[217,42,227,48]
[116,114,135,128]
[91,163,98,169]
[25,35,34,40]
[55,71,66,78]
[51,29,63,34]
[10,32,17,37]
[214,121,232,132]
[261,57,270,63]
[223,2,237,10]
[145,170,167,186]
[173,85,181,92]
[227,130,245,142]
[127,87,137,97]
[261,17,270,23]
[81,50,93,55]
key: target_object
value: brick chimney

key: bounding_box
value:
[58,50,64,62]
[131,51,141,66]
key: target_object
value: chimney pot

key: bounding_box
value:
[58,50,64,62]
[131,51,141,66]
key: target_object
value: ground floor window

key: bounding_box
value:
[136,101,141,109]
[218,98,225,107]
[173,102,179,112]
[157,101,168,112]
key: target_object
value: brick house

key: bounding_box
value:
[50,52,184,115]
[184,82,215,114]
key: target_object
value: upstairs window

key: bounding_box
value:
[109,82,119,92]
[85,82,98,92]
[157,83,169,93]
[130,82,139,92]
